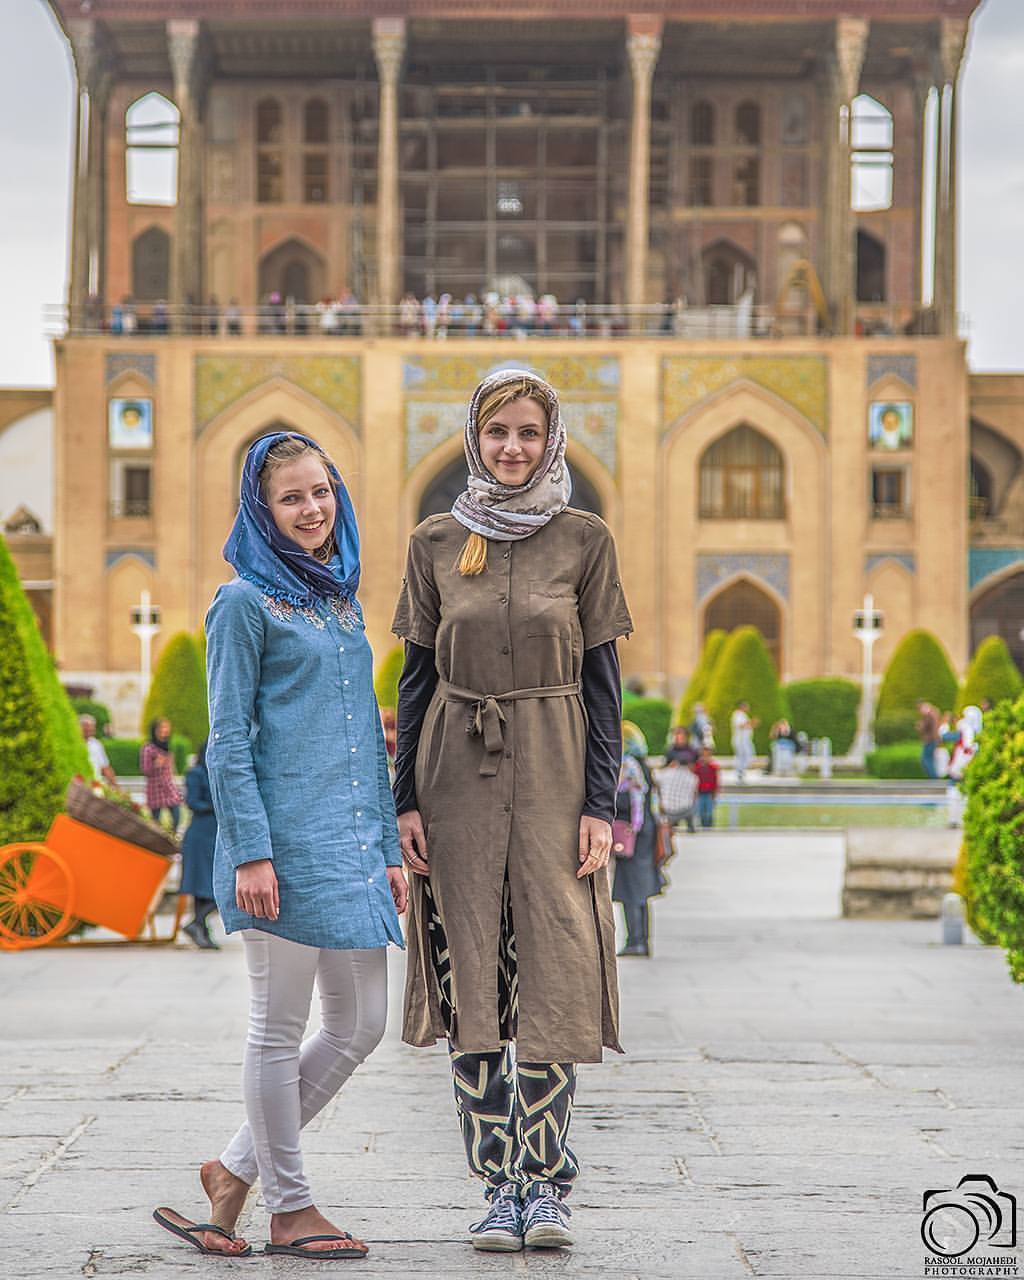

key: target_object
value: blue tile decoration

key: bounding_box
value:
[105,352,156,385]
[865,553,916,576]
[105,548,157,570]
[866,354,917,390]
[969,547,1024,592]
[696,553,790,603]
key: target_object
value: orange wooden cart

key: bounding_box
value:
[0,813,185,951]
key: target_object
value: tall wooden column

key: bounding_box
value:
[933,17,968,336]
[625,15,662,319]
[820,17,868,334]
[911,73,932,310]
[168,19,210,328]
[373,18,405,314]
[67,19,113,327]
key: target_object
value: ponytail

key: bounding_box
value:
[457,532,488,576]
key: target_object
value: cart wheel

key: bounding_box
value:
[0,844,76,950]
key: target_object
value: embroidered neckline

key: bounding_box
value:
[260,591,362,633]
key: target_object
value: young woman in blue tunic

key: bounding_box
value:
[153,432,406,1262]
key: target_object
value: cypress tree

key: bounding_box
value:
[705,625,786,754]
[957,636,1022,713]
[141,631,209,749]
[677,628,728,725]
[875,629,959,721]
[374,645,405,711]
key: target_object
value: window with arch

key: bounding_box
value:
[256,98,284,203]
[125,93,179,205]
[690,100,715,146]
[304,98,329,203]
[705,579,781,671]
[735,101,761,146]
[851,94,894,211]
[699,425,785,520]
[131,226,171,300]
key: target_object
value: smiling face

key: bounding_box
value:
[478,395,549,486]
[265,454,337,554]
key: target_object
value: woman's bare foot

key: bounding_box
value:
[270,1205,368,1255]
[197,1159,251,1253]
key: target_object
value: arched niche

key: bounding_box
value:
[132,226,171,301]
[703,576,782,673]
[105,554,155,671]
[196,381,361,615]
[866,558,915,672]
[125,92,179,206]
[971,569,1024,673]
[702,239,756,305]
[970,419,1022,517]
[856,229,887,302]
[258,237,326,304]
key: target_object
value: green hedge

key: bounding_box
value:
[705,626,785,754]
[0,536,89,843]
[962,694,1024,982]
[374,645,405,711]
[621,693,673,754]
[875,629,958,721]
[783,678,860,754]
[873,710,920,746]
[958,636,1022,714]
[104,734,190,776]
[865,742,927,779]
[70,696,114,735]
[141,631,209,747]
[677,629,728,726]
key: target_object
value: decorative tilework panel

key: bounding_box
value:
[402,354,620,393]
[969,548,1024,592]
[866,553,916,576]
[194,356,361,432]
[662,356,828,435]
[696,553,790,603]
[866,354,917,390]
[105,548,156,570]
[106,353,156,385]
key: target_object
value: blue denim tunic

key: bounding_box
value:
[205,577,404,950]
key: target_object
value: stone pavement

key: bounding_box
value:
[2,832,1023,1280]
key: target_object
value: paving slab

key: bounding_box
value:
[2,832,1022,1278]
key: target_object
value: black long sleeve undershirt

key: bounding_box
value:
[392,639,623,824]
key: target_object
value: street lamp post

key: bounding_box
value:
[852,592,883,763]
[130,590,161,693]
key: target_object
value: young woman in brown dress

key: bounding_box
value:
[392,369,632,1252]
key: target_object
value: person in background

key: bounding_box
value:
[730,701,757,783]
[946,705,983,828]
[80,714,117,787]
[180,740,220,950]
[613,725,664,957]
[694,746,720,829]
[769,719,799,777]
[665,725,698,767]
[690,702,713,748]
[917,701,940,779]
[655,754,698,834]
[141,718,182,834]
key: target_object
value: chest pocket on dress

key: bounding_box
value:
[527,580,577,638]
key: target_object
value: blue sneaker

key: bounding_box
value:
[522,1182,573,1249]
[468,1183,523,1252]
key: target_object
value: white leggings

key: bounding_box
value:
[219,930,388,1214]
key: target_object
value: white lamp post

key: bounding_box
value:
[852,592,883,762]
[130,590,161,692]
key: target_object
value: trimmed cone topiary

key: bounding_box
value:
[783,677,861,754]
[0,535,90,843]
[961,693,1024,982]
[705,625,786,754]
[374,644,405,712]
[141,631,209,749]
[957,635,1022,714]
[677,629,728,726]
[874,629,959,724]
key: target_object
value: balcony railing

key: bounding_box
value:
[109,498,152,518]
[46,300,944,342]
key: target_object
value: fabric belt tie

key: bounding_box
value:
[438,680,581,776]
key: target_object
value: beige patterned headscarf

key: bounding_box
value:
[451,368,572,541]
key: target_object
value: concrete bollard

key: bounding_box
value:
[941,892,965,945]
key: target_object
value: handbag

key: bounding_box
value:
[654,819,675,869]
[611,819,636,858]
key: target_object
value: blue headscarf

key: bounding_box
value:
[223,432,360,606]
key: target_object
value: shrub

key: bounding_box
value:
[961,694,1024,981]
[783,677,860,754]
[957,636,1022,714]
[70,696,114,736]
[875,629,958,722]
[873,710,920,746]
[141,631,209,748]
[677,629,728,725]
[705,625,786,754]
[374,644,405,711]
[621,693,673,755]
[864,743,927,779]
[104,733,190,777]
[0,536,89,843]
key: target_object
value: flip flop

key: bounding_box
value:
[264,1233,369,1260]
[153,1207,253,1257]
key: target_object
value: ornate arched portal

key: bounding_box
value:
[971,571,1024,671]
[704,577,782,672]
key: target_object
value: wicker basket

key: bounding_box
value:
[65,779,179,860]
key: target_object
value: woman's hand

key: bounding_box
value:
[577,816,612,879]
[386,866,409,914]
[398,810,429,876]
[236,859,279,919]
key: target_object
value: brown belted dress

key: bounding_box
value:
[392,507,633,1064]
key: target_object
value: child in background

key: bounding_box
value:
[693,746,720,829]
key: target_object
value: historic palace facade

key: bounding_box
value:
[7,0,1022,725]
